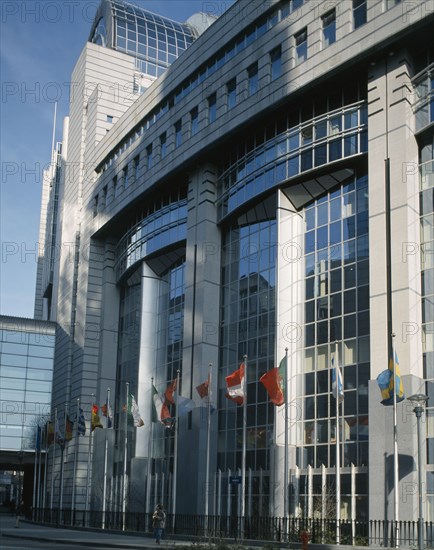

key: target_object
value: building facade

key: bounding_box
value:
[0,316,56,508]
[35,0,434,524]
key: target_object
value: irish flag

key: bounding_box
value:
[225,363,245,405]
[152,384,172,426]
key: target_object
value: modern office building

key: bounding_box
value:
[0,316,55,507]
[34,0,434,525]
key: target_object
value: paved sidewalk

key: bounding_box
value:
[0,516,191,549]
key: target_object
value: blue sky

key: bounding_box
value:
[1,0,233,318]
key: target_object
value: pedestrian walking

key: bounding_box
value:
[152,503,166,544]
[15,499,24,528]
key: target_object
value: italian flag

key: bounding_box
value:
[152,384,172,426]
[225,363,245,405]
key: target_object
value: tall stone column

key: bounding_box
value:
[367,50,423,523]
[273,190,304,516]
[177,163,221,514]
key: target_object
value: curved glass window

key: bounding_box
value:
[111,0,194,78]
[115,199,187,280]
[91,17,107,46]
[414,63,434,132]
[217,102,368,221]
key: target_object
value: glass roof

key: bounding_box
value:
[90,0,195,78]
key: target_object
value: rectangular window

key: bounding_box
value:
[270,46,282,80]
[227,78,237,109]
[107,115,113,123]
[247,63,258,96]
[208,93,217,124]
[146,144,153,169]
[93,194,98,217]
[134,155,140,181]
[123,165,129,188]
[291,0,303,11]
[295,28,308,64]
[102,185,108,207]
[322,9,336,47]
[113,175,118,197]
[160,132,167,158]
[190,107,198,135]
[175,120,182,147]
[353,0,367,29]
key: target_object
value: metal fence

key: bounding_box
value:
[33,509,434,547]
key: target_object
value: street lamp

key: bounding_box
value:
[408,393,429,550]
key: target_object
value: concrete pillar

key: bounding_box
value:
[274,190,304,516]
[177,163,221,514]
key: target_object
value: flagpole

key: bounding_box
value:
[241,355,247,539]
[335,342,341,545]
[42,423,48,512]
[59,403,67,519]
[146,378,154,516]
[284,347,289,540]
[51,408,57,511]
[122,382,129,530]
[102,388,110,529]
[172,369,180,531]
[85,396,94,519]
[205,363,212,534]
[392,332,399,547]
[37,425,43,514]
[71,398,80,520]
[32,426,39,519]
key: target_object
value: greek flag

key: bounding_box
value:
[331,356,344,403]
[78,408,86,435]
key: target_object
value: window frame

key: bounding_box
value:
[270,45,282,80]
[295,27,308,64]
[208,93,217,124]
[322,9,336,47]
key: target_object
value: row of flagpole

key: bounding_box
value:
[31,338,404,538]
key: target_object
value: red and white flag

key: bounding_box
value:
[196,375,210,406]
[225,363,245,405]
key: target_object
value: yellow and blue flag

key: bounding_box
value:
[376,352,405,406]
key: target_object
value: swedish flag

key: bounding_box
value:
[376,352,405,406]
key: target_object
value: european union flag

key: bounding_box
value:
[376,353,405,406]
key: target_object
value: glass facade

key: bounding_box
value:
[114,190,187,281]
[98,0,308,175]
[0,320,55,451]
[153,261,185,480]
[218,100,368,220]
[299,170,370,518]
[113,274,142,498]
[219,217,276,514]
[414,63,434,132]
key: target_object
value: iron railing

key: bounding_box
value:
[33,509,434,547]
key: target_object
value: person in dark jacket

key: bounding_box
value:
[152,503,166,544]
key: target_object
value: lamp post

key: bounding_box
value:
[408,393,429,550]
